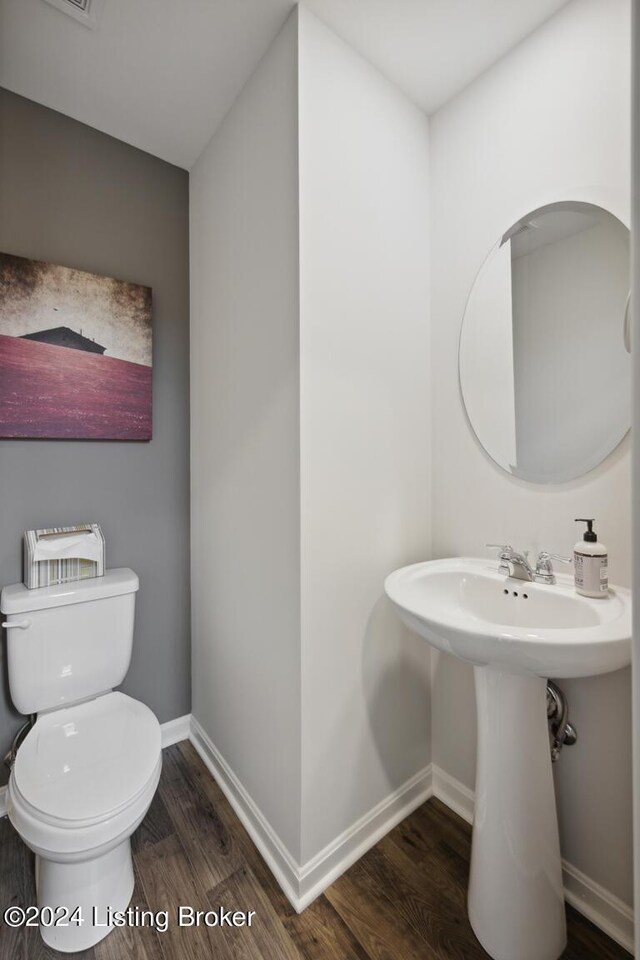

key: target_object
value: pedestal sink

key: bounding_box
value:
[384,557,631,960]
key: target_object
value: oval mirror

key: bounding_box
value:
[459,201,630,483]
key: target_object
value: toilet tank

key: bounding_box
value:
[1,568,139,715]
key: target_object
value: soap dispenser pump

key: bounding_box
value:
[574,519,608,598]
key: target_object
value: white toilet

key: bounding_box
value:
[0,568,162,952]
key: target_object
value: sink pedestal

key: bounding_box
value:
[385,558,631,959]
[468,667,566,960]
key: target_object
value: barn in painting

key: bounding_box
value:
[21,326,107,355]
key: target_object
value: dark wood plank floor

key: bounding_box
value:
[0,740,631,960]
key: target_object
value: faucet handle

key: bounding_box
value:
[534,551,572,585]
[486,543,529,560]
[537,551,572,565]
[486,543,513,554]
[486,544,517,578]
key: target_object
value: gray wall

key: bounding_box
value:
[0,89,191,779]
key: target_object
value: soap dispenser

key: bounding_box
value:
[574,519,608,598]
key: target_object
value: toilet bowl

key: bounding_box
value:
[7,691,162,952]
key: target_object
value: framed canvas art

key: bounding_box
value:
[0,252,152,440]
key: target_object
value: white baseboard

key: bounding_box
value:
[160,713,191,748]
[188,724,634,948]
[562,860,634,954]
[296,761,433,910]
[432,764,474,823]
[430,763,635,955]
[189,714,433,912]
[189,716,302,908]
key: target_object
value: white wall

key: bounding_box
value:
[191,5,432,873]
[297,6,432,864]
[430,0,632,903]
[190,10,302,860]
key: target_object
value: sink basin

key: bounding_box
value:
[385,557,632,960]
[384,557,631,678]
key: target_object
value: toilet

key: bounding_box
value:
[0,568,162,952]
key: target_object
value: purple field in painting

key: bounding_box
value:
[0,334,152,440]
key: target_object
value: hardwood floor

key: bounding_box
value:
[0,740,631,960]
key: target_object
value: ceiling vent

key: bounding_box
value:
[42,0,103,29]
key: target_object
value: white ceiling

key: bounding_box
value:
[0,0,294,169]
[0,0,571,170]
[304,0,572,115]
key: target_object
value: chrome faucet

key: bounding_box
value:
[487,544,534,581]
[487,545,572,584]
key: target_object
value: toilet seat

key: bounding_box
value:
[14,692,161,826]
[9,692,162,860]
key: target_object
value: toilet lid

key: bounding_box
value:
[14,692,161,823]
